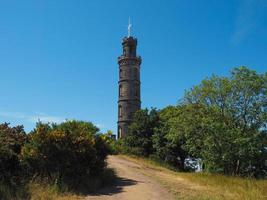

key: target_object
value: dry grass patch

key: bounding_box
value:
[119,155,267,200]
[178,173,267,200]
[29,183,84,200]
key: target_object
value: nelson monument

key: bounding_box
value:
[117,22,141,138]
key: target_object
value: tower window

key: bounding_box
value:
[134,84,138,97]
[134,68,137,79]
[129,112,133,119]
[119,85,123,97]
[119,105,122,117]
[118,127,122,138]
[119,69,122,78]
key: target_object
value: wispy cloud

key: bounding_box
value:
[0,111,105,131]
[0,111,65,124]
[231,0,267,45]
[95,123,104,129]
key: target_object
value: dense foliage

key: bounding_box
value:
[100,130,121,154]
[0,120,111,199]
[123,67,267,177]
[0,123,28,199]
[0,123,26,183]
[181,67,267,176]
[124,108,160,156]
[21,120,109,190]
[152,106,188,170]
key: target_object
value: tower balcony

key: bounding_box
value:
[118,56,142,65]
[118,97,141,102]
[118,79,140,83]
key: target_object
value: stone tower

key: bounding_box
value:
[117,36,142,138]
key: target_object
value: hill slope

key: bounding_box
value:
[86,155,267,200]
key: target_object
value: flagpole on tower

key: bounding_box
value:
[128,17,132,37]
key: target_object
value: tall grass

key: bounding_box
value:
[28,183,83,200]
[178,173,267,200]
[121,155,267,200]
[0,168,116,200]
[0,183,29,200]
[0,182,81,200]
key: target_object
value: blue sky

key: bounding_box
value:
[0,0,266,133]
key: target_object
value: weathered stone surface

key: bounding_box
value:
[117,36,141,138]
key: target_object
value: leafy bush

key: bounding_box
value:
[21,120,110,192]
[100,130,122,154]
[0,123,26,182]
[0,123,29,200]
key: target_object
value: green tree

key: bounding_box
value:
[124,108,159,156]
[153,106,188,170]
[181,66,267,176]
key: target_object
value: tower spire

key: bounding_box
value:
[127,17,132,37]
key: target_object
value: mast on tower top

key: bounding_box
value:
[128,17,132,37]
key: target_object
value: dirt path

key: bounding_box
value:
[85,155,174,200]
[84,155,267,200]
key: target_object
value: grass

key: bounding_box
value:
[0,182,83,200]
[180,173,267,200]
[0,182,30,200]
[177,173,267,200]
[0,168,117,200]
[120,155,267,200]
[28,182,83,200]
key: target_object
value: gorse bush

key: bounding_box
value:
[21,120,109,191]
[0,123,26,183]
[0,120,111,199]
[100,130,121,154]
[0,123,29,200]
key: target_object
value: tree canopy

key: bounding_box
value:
[123,67,267,177]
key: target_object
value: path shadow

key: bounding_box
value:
[90,176,139,196]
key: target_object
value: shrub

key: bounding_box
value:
[0,123,29,200]
[21,120,109,192]
[100,130,122,155]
